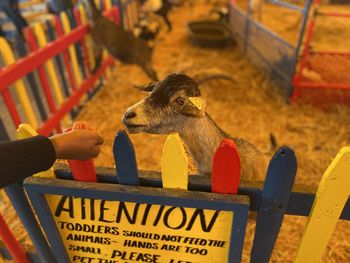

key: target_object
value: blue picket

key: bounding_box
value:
[15,34,48,121]
[4,182,56,263]
[0,110,55,262]
[113,130,139,185]
[250,146,297,263]
[45,21,71,98]
[0,118,10,141]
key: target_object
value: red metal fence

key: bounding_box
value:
[291,0,350,107]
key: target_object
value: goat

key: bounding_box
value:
[47,0,75,14]
[209,6,229,22]
[85,0,158,80]
[122,73,273,181]
[140,0,173,31]
[132,12,166,48]
[0,0,28,38]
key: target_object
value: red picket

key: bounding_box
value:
[212,139,241,194]
[37,56,113,135]
[66,123,97,182]
[24,28,56,114]
[24,28,62,133]
[1,88,22,128]
[0,213,30,263]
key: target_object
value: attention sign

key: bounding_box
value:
[24,178,249,263]
[46,195,234,263]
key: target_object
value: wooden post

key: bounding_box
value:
[17,123,55,178]
[113,130,139,185]
[294,147,350,263]
[78,5,96,71]
[0,38,38,129]
[60,12,83,87]
[0,213,30,263]
[33,23,71,127]
[67,122,97,182]
[46,21,71,98]
[161,133,188,190]
[212,139,241,194]
[250,146,297,263]
[14,33,48,121]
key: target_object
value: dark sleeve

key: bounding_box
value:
[0,135,56,188]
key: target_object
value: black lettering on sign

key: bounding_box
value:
[72,255,95,262]
[152,205,165,226]
[123,239,158,249]
[161,235,182,242]
[55,196,74,218]
[163,207,186,230]
[81,198,86,220]
[90,199,95,221]
[97,259,118,263]
[99,200,113,223]
[160,244,181,252]
[116,202,140,224]
[66,233,111,244]
[69,245,102,254]
[54,199,221,232]
[141,204,152,225]
[186,209,220,232]
[111,250,161,263]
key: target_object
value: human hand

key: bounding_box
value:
[50,129,104,160]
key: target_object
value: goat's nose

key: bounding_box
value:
[124,111,137,119]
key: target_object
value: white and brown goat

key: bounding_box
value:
[122,73,273,181]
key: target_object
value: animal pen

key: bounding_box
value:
[228,0,313,96]
[291,0,350,106]
[0,0,350,263]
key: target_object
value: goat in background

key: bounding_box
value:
[85,0,158,80]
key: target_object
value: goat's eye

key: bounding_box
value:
[175,98,185,106]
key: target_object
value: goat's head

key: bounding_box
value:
[122,73,205,134]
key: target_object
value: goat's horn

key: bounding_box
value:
[191,69,237,84]
[132,81,157,92]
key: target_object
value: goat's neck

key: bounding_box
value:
[178,114,226,176]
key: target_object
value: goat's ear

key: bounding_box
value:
[132,81,156,92]
[180,97,206,118]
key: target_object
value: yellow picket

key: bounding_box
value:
[78,4,96,71]
[16,124,55,178]
[19,0,41,8]
[0,189,9,203]
[104,0,112,11]
[122,1,129,30]
[131,0,139,26]
[94,0,101,10]
[294,147,350,263]
[127,3,133,29]
[103,0,113,78]
[33,23,70,126]
[60,12,83,87]
[0,38,39,129]
[161,133,188,190]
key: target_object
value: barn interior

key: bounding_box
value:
[0,0,350,262]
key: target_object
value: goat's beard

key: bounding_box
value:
[124,124,148,134]
[124,122,176,135]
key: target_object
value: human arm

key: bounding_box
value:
[0,130,104,188]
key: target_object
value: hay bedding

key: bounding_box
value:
[1,1,350,262]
